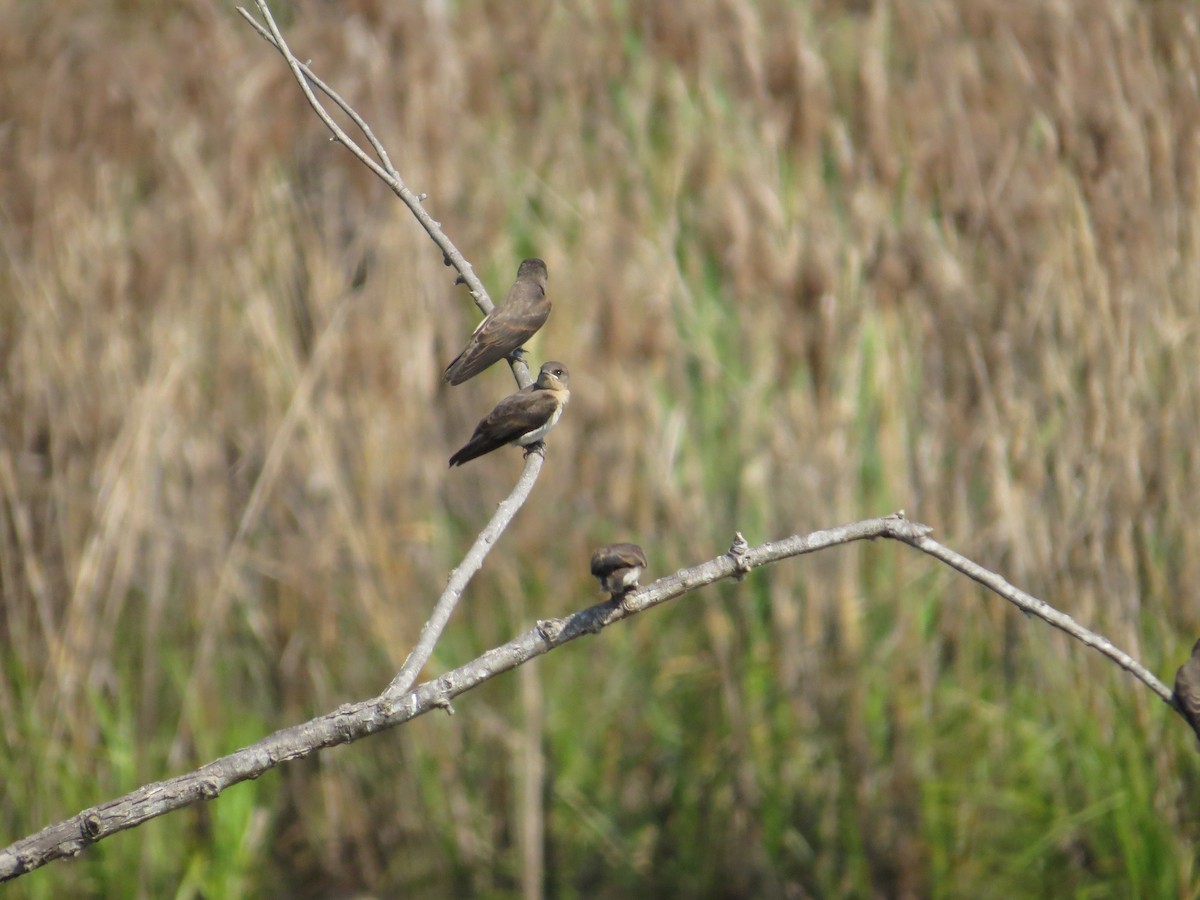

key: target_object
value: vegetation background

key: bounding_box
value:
[1,0,1198,896]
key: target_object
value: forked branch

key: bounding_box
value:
[236,1,533,388]
[384,452,546,699]
[0,514,1181,881]
[237,1,548,701]
[4,1,1179,889]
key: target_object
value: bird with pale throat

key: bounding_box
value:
[448,361,570,467]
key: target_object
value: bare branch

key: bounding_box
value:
[1,513,1182,881]
[384,452,545,699]
[898,530,1173,702]
[21,8,1157,893]
[237,7,396,180]
[237,1,548,710]
[236,1,532,388]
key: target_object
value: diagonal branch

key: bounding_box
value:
[384,452,545,699]
[237,1,533,387]
[237,0,548,701]
[897,530,1173,702]
[0,513,1183,881]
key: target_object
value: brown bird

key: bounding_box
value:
[590,543,648,596]
[1174,638,1200,749]
[443,258,550,385]
[448,361,570,467]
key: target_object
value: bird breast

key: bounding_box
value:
[515,392,568,445]
[604,566,643,592]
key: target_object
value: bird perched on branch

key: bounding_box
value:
[443,258,550,385]
[590,543,648,597]
[1174,638,1200,750]
[448,361,570,467]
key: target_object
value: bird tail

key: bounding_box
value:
[448,441,482,467]
[443,350,479,385]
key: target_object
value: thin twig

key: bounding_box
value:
[237,8,395,180]
[237,1,532,388]
[384,452,545,699]
[1,513,1184,881]
[899,532,1173,702]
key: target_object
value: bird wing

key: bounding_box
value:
[448,388,561,466]
[443,282,550,384]
[590,543,648,577]
[476,387,561,444]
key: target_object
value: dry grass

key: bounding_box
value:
[2,0,1199,895]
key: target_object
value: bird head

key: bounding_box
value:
[517,258,548,285]
[536,361,569,390]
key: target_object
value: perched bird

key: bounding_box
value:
[448,361,570,467]
[443,258,551,385]
[590,543,648,597]
[1174,638,1200,749]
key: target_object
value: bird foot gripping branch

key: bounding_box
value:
[522,440,547,460]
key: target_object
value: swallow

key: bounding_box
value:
[1174,638,1200,750]
[443,258,550,385]
[590,543,648,596]
[448,361,570,467]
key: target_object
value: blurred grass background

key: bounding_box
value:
[1,0,1199,896]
